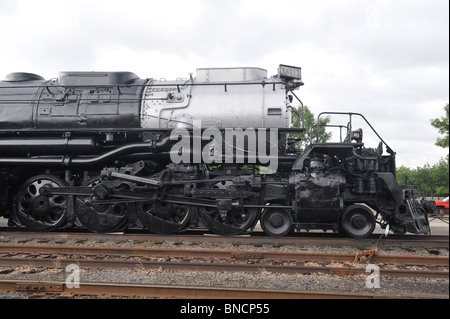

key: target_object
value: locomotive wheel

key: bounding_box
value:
[199,179,259,236]
[137,201,191,234]
[75,178,129,233]
[260,205,293,237]
[340,204,376,239]
[16,175,69,231]
[200,198,259,236]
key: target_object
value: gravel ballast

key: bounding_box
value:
[0,219,448,299]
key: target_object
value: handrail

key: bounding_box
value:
[316,112,395,155]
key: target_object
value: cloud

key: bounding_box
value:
[0,0,448,167]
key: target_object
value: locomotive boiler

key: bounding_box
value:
[0,64,431,237]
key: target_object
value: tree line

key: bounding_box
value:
[396,103,449,198]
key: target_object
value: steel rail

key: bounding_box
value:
[0,256,447,278]
[0,230,447,249]
[0,244,448,267]
[0,279,447,299]
[0,250,447,279]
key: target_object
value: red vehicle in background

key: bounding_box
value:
[435,196,449,214]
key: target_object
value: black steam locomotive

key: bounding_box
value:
[0,65,431,238]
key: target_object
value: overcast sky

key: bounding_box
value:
[1,0,448,168]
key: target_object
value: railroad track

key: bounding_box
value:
[0,279,447,299]
[0,231,448,299]
[0,243,448,278]
[0,229,448,249]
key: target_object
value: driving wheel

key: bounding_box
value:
[75,177,129,233]
[16,175,69,231]
[138,201,191,234]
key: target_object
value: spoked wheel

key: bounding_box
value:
[260,205,293,237]
[138,201,191,234]
[75,177,129,233]
[199,179,259,236]
[200,198,259,236]
[340,204,376,239]
[16,175,69,231]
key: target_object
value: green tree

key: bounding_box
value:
[430,103,449,149]
[396,160,449,197]
[396,165,414,186]
[291,105,332,152]
[398,104,450,197]
[430,103,449,196]
[416,164,435,197]
[432,158,450,197]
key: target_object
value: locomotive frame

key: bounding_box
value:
[0,65,432,238]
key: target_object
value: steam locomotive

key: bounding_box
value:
[0,64,431,238]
